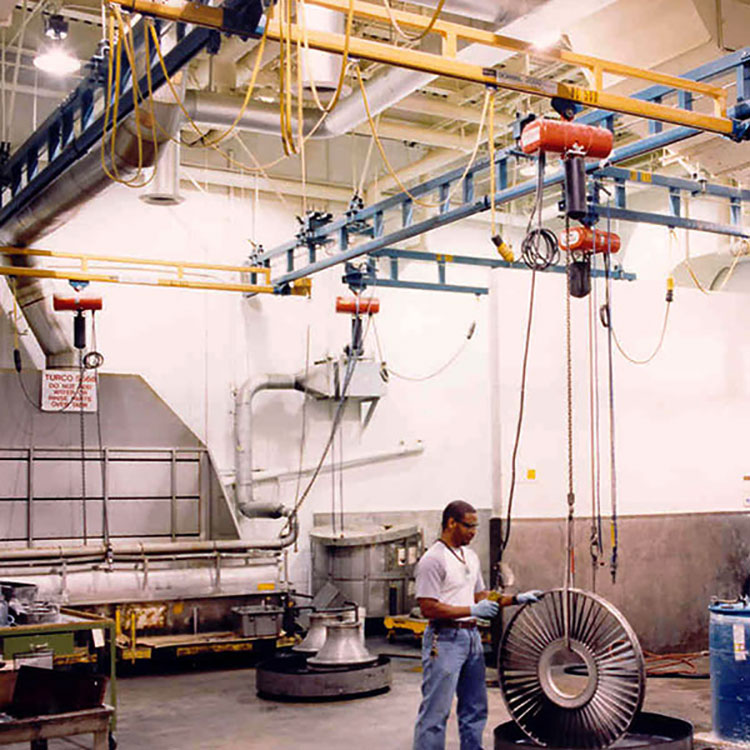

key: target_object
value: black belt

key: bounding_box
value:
[431,620,477,630]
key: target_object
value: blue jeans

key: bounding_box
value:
[413,624,487,750]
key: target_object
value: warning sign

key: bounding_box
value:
[41,370,98,413]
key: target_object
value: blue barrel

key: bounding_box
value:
[710,602,750,741]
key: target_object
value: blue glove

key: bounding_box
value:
[515,590,543,605]
[470,599,500,619]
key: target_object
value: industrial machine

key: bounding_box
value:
[256,605,391,701]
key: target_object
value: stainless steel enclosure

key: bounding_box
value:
[311,525,422,617]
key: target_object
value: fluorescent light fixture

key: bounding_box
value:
[33,45,80,75]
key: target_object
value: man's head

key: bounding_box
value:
[441,500,479,546]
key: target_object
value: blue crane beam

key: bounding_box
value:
[266,48,750,291]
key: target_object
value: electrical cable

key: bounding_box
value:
[501,153,549,554]
[145,17,334,176]
[91,313,110,549]
[382,0,446,43]
[612,302,671,365]
[298,0,354,114]
[371,316,476,382]
[587,256,603,591]
[601,200,619,584]
[355,64,491,209]
[284,307,365,526]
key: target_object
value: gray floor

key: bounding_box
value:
[1,640,716,750]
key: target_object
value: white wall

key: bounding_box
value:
[2,174,748,591]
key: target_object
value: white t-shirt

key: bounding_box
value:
[415,541,485,620]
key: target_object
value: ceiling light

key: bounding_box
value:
[33,45,80,75]
[44,13,69,41]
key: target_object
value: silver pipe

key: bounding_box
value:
[234,374,305,518]
[0,520,299,562]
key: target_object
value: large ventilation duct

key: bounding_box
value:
[185,0,616,140]
[1,85,183,367]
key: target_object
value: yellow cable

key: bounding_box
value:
[296,28,308,214]
[382,0,446,43]
[99,6,159,188]
[355,64,490,208]
[298,0,354,114]
[489,88,496,236]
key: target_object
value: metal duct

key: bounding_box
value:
[299,4,346,92]
[3,559,282,605]
[234,374,306,520]
[406,0,548,25]
[185,0,615,140]
[1,93,183,367]
[140,139,184,206]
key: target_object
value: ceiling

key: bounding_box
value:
[0,0,748,210]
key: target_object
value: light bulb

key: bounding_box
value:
[33,46,79,75]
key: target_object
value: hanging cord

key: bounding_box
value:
[611,292,672,364]
[91,313,110,550]
[600,200,619,584]
[283,306,366,528]
[356,113,381,198]
[519,153,558,271]
[98,7,160,189]
[680,198,745,292]
[488,88,498,237]
[381,0,446,42]
[79,348,87,546]
[355,64,491,209]
[587,257,603,591]
[371,315,476,382]
[501,152,549,554]
[146,18,335,176]
[298,0,355,114]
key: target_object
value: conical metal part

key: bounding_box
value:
[307,621,377,670]
[498,588,645,749]
[293,612,345,654]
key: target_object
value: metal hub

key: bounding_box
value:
[499,588,645,748]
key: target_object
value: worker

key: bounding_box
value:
[413,500,542,750]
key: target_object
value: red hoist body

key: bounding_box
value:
[520,119,614,158]
[559,227,621,254]
[335,297,380,315]
[52,295,103,312]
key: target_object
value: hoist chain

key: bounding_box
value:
[564,212,575,645]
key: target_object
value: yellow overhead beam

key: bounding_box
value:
[0,247,312,295]
[307,0,727,116]
[2,246,272,282]
[108,0,735,136]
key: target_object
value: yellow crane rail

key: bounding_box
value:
[0,246,311,295]
[109,0,736,136]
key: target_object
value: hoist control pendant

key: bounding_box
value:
[335,297,380,315]
[559,227,621,254]
[520,119,614,158]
